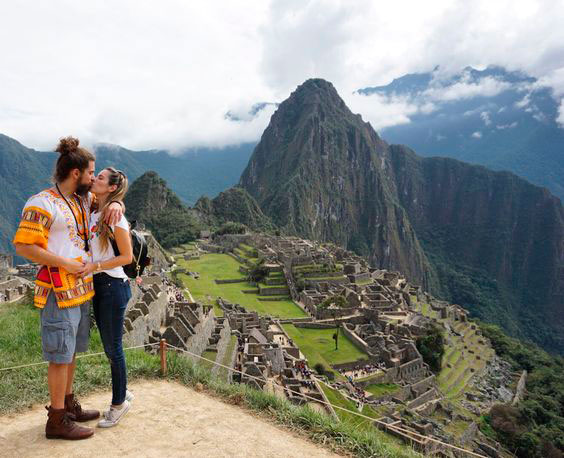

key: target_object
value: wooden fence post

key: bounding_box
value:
[160,339,167,376]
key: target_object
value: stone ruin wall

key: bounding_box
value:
[0,275,33,303]
[183,308,216,363]
[122,280,168,348]
[340,323,374,355]
[406,387,439,410]
[210,318,232,377]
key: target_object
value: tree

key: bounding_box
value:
[416,324,445,373]
[319,294,347,309]
[247,259,269,283]
[214,221,247,236]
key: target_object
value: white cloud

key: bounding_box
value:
[345,93,420,131]
[1,0,564,149]
[0,1,272,150]
[515,94,531,108]
[480,111,492,126]
[424,77,512,102]
[420,103,437,114]
[471,131,483,138]
[537,67,564,96]
[557,100,564,127]
[533,112,546,122]
[496,121,518,129]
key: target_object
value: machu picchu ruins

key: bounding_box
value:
[124,231,519,456]
[0,229,528,456]
[0,254,33,303]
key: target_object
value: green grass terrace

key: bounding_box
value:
[175,253,307,319]
[282,324,369,377]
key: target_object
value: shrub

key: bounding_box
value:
[214,221,247,236]
[415,324,445,373]
[314,363,327,375]
[247,259,269,283]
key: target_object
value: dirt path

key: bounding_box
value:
[0,380,341,458]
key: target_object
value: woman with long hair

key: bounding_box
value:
[78,167,134,427]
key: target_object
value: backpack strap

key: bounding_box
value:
[108,227,121,256]
[132,233,145,278]
[109,225,146,279]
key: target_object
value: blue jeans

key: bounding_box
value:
[92,273,132,405]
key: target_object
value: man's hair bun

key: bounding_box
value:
[55,136,80,156]
[52,136,95,182]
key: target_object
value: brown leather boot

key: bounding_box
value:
[65,393,100,422]
[45,406,94,440]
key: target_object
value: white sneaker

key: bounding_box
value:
[102,391,133,418]
[98,400,130,428]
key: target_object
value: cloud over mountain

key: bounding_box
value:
[1,1,564,149]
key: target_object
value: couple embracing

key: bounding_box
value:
[13,137,134,439]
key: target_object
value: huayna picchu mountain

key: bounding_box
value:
[240,78,564,354]
[125,172,273,247]
[194,187,276,233]
[240,79,434,290]
[124,171,201,248]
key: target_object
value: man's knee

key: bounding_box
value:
[48,361,70,374]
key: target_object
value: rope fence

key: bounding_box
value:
[162,341,487,458]
[0,343,159,372]
[0,339,486,457]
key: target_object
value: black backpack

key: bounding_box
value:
[110,221,151,278]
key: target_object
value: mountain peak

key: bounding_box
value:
[124,171,200,248]
[287,78,346,109]
[264,78,362,140]
[295,78,337,93]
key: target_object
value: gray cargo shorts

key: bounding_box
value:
[40,292,91,364]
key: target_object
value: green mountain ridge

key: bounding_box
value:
[0,135,254,253]
[0,134,53,251]
[124,171,200,248]
[194,187,276,233]
[124,171,272,246]
[239,78,564,354]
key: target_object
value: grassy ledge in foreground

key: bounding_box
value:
[0,299,420,458]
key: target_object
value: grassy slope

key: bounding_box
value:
[365,383,400,397]
[0,298,160,413]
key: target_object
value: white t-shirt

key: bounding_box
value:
[89,211,129,280]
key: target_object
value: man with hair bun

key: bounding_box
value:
[13,136,123,440]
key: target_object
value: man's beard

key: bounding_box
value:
[75,182,91,197]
